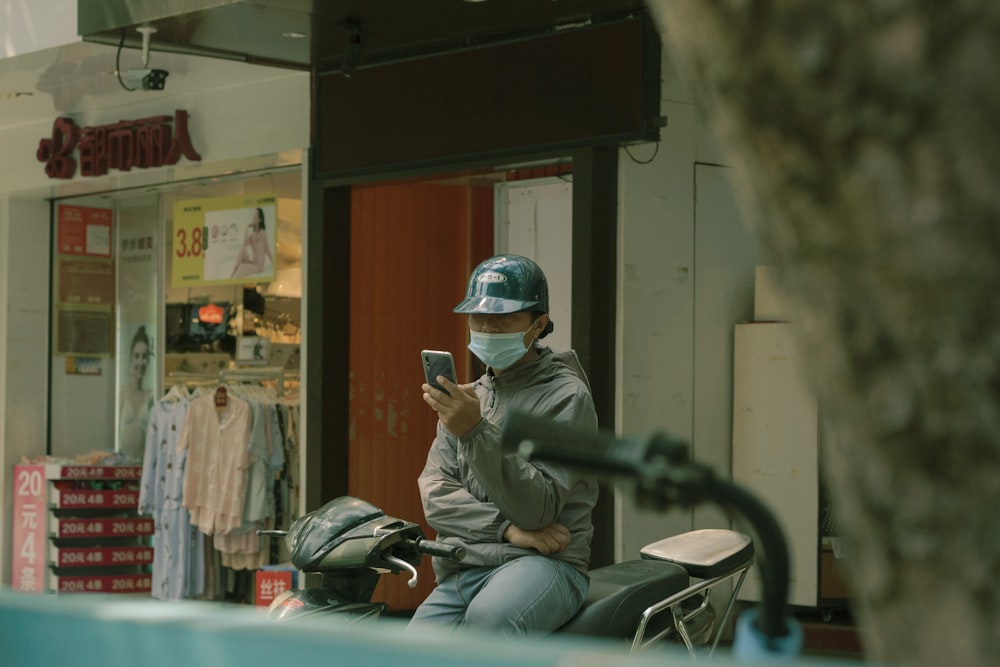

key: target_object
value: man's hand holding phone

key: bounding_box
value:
[420,350,481,437]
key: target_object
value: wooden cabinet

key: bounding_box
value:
[11,463,152,595]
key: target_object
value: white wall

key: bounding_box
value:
[495,177,574,352]
[616,30,756,558]
[0,196,52,586]
[0,0,78,58]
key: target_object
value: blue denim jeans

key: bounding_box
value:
[407,556,588,636]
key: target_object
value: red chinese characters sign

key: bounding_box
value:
[256,569,294,606]
[12,465,46,593]
[36,109,201,179]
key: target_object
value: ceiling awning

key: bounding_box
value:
[78,0,648,72]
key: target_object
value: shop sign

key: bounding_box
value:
[36,109,202,179]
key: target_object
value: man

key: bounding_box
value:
[408,254,600,636]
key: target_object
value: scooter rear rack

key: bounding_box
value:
[634,528,754,656]
[559,528,753,658]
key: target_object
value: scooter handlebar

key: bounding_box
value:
[416,538,466,561]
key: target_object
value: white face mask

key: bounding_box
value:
[467,320,538,370]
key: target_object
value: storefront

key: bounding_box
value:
[4,0,841,622]
[0,30,310,597]
[2,5,665,607]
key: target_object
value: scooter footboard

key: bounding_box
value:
[557,560,689,639]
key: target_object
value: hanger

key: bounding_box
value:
[163,382,191,403]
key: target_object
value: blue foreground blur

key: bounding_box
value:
[0,587,850,667]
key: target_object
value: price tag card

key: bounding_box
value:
[56,517,154,538]
[51,546,154,568]
[172,193,277,287]
[54,573,152,594]
[55,465,143,480]
[51,488,139,509]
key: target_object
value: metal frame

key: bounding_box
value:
[629,556,754,657]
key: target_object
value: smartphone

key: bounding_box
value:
[421,349,457,396]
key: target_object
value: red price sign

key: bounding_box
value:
[172,203,207,286]
[175,224,205,259]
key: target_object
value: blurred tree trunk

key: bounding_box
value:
[646,2,1000,665]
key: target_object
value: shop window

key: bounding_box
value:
[48,167,302,463]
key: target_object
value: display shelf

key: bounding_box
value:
[11,463,151,595]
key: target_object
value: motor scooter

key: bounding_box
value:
[260,411,800,661]
[259,496,755,657]
[257,495,464,623]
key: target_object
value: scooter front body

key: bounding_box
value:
[266,587,389,622]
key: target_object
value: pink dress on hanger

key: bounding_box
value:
[177,392,252,536]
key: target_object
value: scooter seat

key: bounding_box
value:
[557,559,689,638]
[640,529,753,579]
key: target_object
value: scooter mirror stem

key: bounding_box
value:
[384,554,419,589]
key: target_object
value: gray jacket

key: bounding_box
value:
[417,345,600,581]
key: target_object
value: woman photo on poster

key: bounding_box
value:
[120,325,153,460]
[230,207,275,279]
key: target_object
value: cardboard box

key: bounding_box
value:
[820,544,851,600]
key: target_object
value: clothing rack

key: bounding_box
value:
[167,366,297,397]
[220,366,291,397]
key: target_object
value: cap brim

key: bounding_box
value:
[453,296,538,314]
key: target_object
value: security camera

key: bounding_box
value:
[123,68,169,91]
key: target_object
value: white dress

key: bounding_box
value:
[139,388,205,600]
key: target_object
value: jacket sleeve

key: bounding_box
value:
[460,386,597,531]
[418,421,509,543]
